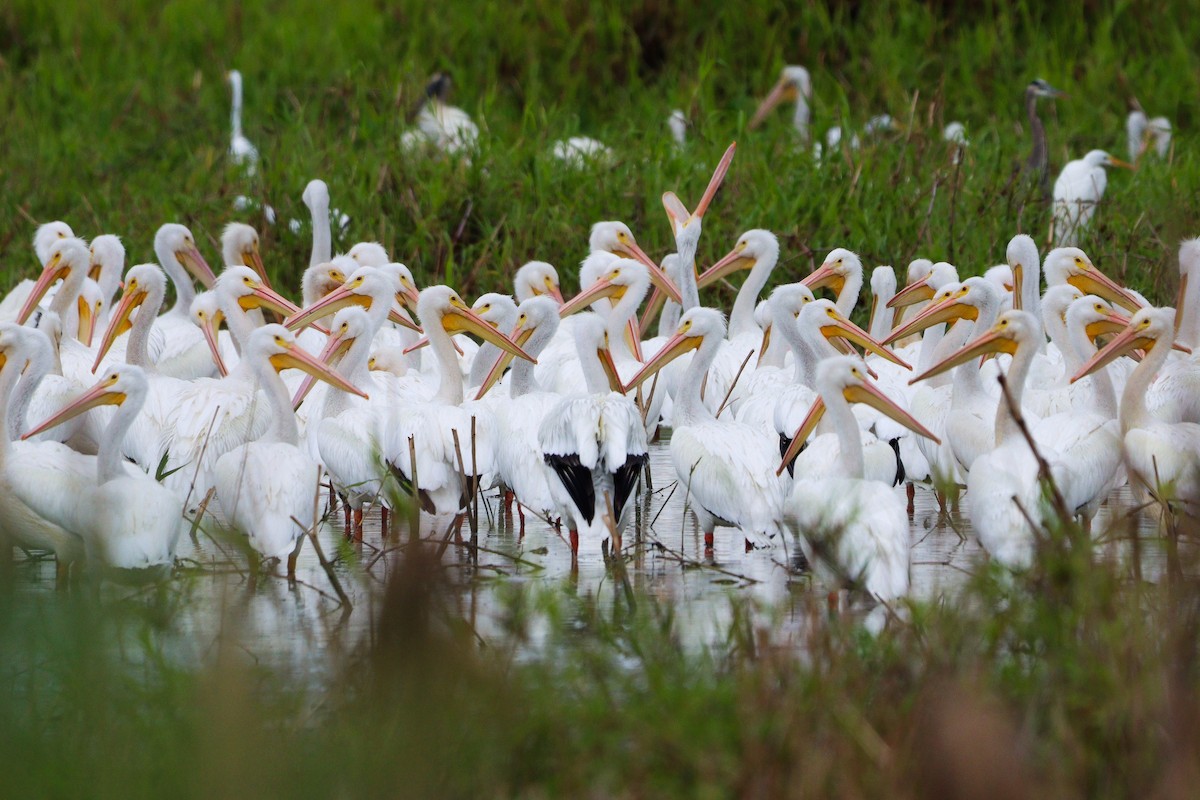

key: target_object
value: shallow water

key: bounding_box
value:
[8,440,1175,685]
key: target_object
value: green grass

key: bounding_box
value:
[2,0,1198,305]
[4,1,1200,796]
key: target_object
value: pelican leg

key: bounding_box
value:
[704,531,714,550]
[503,489,515,516]
[286,535,304,579]
[516,502,526,535]
[342,499,351,538]
[328,481,337,512]
[353,508,364,542]
[569,529,579,555]
[826,590,840,614]
[906,482,915,516]
[381,506,390,537]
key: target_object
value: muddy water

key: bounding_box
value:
[9,441,1173,684]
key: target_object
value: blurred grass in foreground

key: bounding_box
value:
[2,506,1200,798]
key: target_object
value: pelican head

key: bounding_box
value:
[249,324,367,399]
[24,364,150,441]
[1066,294,1130,345]
[588,221,682,304]
[348,241,390,268]
[886,277,999,345]
[216,265,301,318]
[286,266,395,331]
[190,290,228,377]
[301,260,349,308]
[88,234,125,287]
[778,355,939,475]
[33,221,75,264]
[154,223,217,289]
[749,65,811,130]
[93,264,168,370]
[702,229,779,286]
[474,295,561,399]
[910,310,1042,385]
[625,307,727,393]
[221,222,267,283]
[416,286,535,362]
[302,179,330,212]
[559,259,651,317]
[1043,248,1143,313]
[1072,307,1185,383]
[803,248,862,297]
[17,236,90,325]
[514,261,564,304]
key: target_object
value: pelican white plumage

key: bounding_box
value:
[215,325,366,574]
[0,221,76,323]
[749,65,812,140]
[400,72,479,157]
[475,296,564,528]
[1073,307,1200,510]
[227,70,259,175]
[159,266,302,504]
[311,308,390,539]
[513,261,565,305]
[147,223,221,379]
[221,222,269,284]
[538,313,646,554]
[87,234,125,330]
[23,364,184,572]
[551,136,614,167]
[668,109,688,147]
[783,357,940,602]
[1127,110,1171,161]
[1052,150,1133,247]
[0,325,87,579]
[627,308,785,550]
[384,286,534,529]
[803,248,864,317]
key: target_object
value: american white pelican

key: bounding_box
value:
[0,221,76,322]
[215,325,366,574]
[1073,307,1200,509]
[87,234,125,329]
[661,142,737,311]
[803,248,864,317]
[23,364,183,572]
[227,69,259,175]
[782,356,940,602]
[148,223,221,379]
[868,266,897,341]
[551,137,614,167]
[465,293,518,390]
[90,264,187,469]
[668,110,688,148]
[400,72,479,157]
[0,325,87,579]
[1052,150,1133,247]
[749,65,812,139]
[159,266,303,504]
[1042,247,1145,313]
[1127,110,1171,161]
[476,296,563,528]
[222,222,269,284]
[539,313,646,554]
[925,311,1119,566]
[626,308,784,550]
[302,179,333,266]
[944,122,968,164]
[1024,78,1067,194]
[514,261,564,304]
[384,286,534,530]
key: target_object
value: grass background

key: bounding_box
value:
[4,1,1200,796]
[2,0,1198,305]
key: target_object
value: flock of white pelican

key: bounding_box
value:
[1,65,1191,609]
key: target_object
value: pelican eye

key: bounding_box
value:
[1095,304,1104,312]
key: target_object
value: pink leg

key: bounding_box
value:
[353,508,364,542]
[704,531,714,550]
